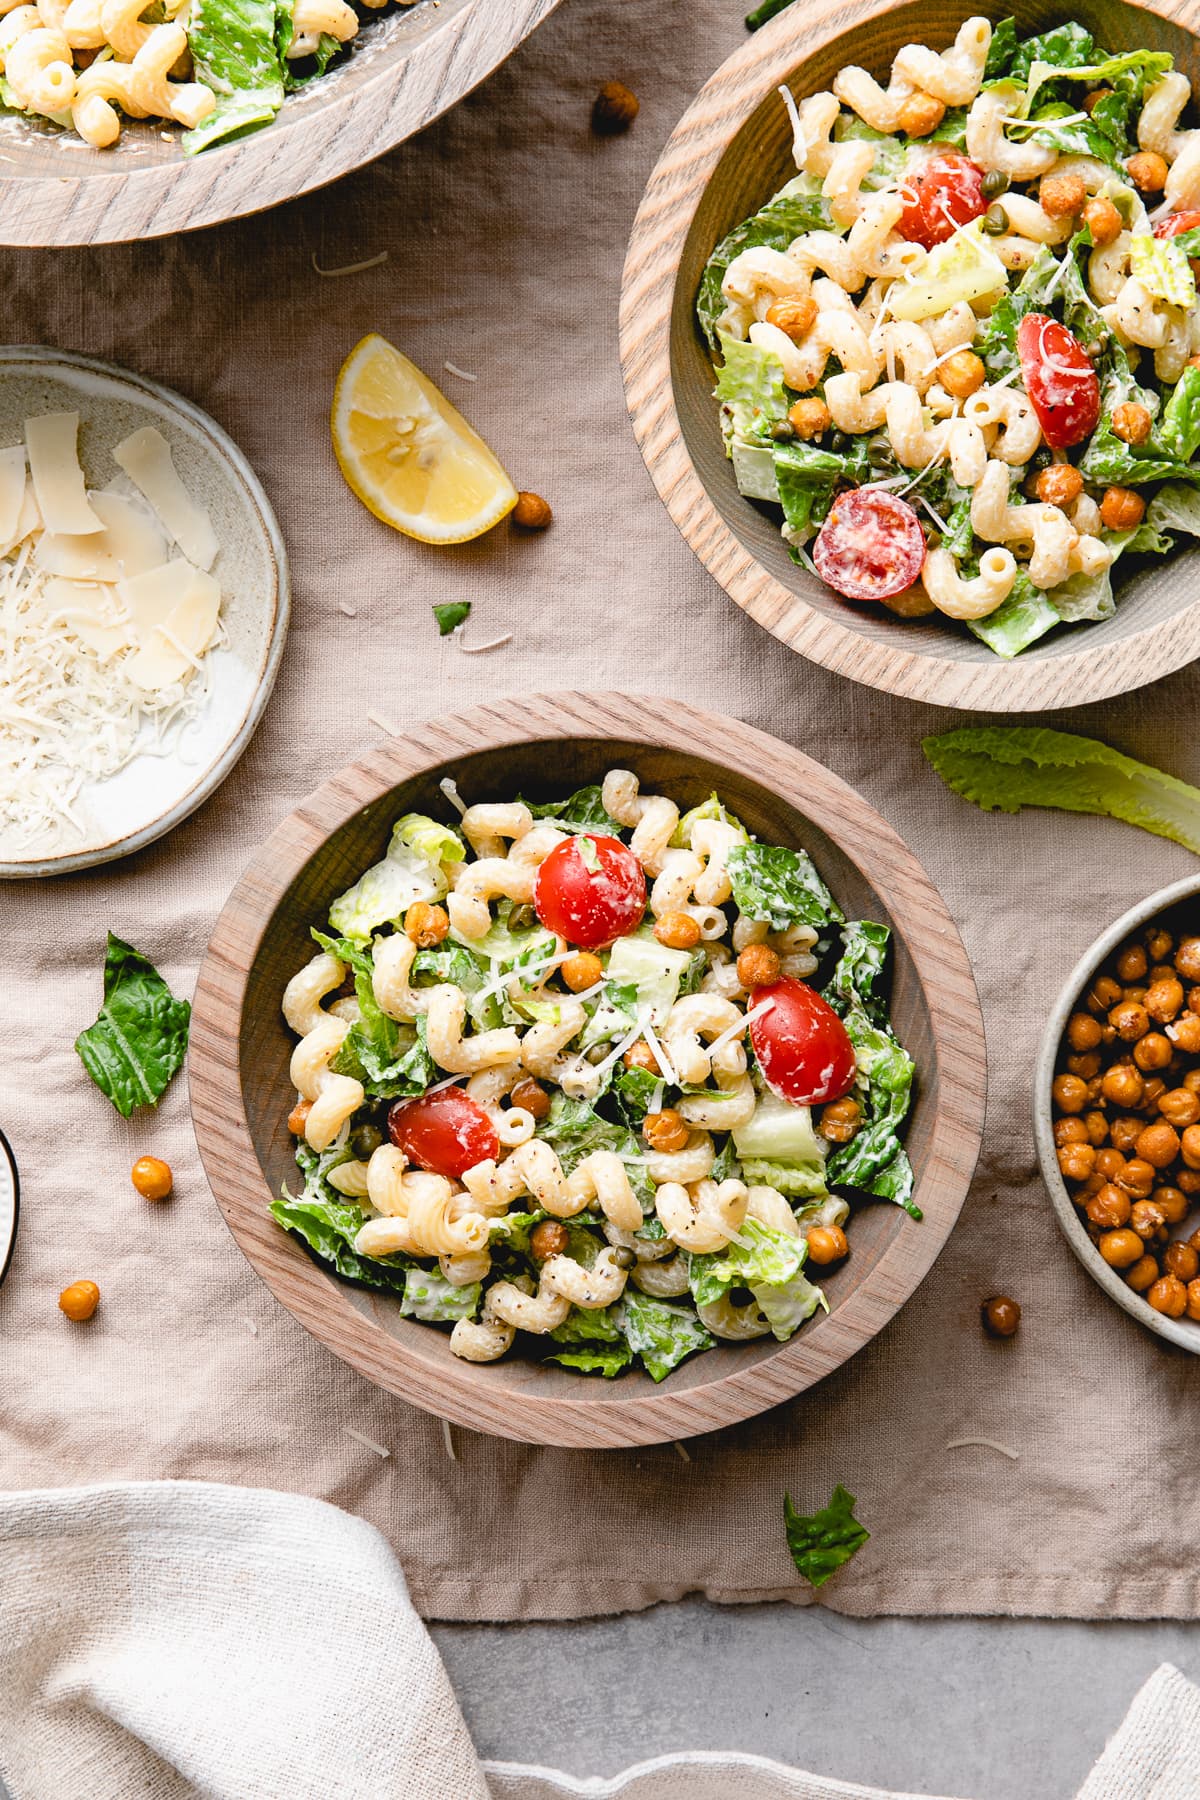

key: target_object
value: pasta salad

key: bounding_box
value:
[274,774,917,1382]
[0,0,418,153]
[700,15,1200,659]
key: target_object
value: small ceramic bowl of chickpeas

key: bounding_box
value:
[1035,875,1200,1351]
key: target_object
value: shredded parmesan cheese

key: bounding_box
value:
[439,776,467,817]
[945,1436,1019,1460]
[367,708,400,738]
[241,1317,259,1337]
[443,361,478,382]
[311,251,389,278]
[338,600,358,617]
[673,1440,692,1463]
[457,632,513,655]
[706,997,774,1062]
[442,1418,457,1461]
[639,1014,679,1086]
[345,1425,391,1458]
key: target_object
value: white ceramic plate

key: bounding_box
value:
[0,348,288,878]
[0,1129,17,1288]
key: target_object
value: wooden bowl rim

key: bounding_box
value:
[0,0,559,248]
[1033,871,1200,1353]
[618,0,1200,712]
[189,691,986,1446]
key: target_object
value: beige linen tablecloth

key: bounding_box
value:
[3,0,1200,1624]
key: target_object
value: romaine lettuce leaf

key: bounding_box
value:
[545,1345,633,1376]
[272,1142,410,1293]
[328,817,452,942]
[826,920,889,1018]
[551,1303,623,1345]
[400,1269,480,1322]
[522,786,622,834]
[689,1217,824,1341]
[773,440,859,537]
[671,793,747,848]
[923,726,1200,854]
[1160,366,1200,462]
[1148,481,1200,537]
[726,842,843,931]
[75,933,190,1118]
[697,176,834,352]
[784,1484,869,1587]
[1130,234,1196,309]
[610,1061,661,1124]
[183,0,283,155]
[968,570,1060,659]
[617,1290,715,1381]
[823,931,917,1217]
[537,1094,654,1207]
[732,440,780,502]
[312,928,437,1096]
[740,1156,830,1197]
[714,335,790,446]
[606,933,693,1027]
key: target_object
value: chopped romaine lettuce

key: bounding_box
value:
[401,1269,480,1322]
[551,1304,623,1345]
[537,1094,654,1207]
[888,220,1006,323]
[184,0,284,154]
[272,1143,410,1293]
[697,177,833,352]
[522,786,622,833]
[328,816,453,942]
[1160,367,1200,463]
[1130,234,1196,309]
[714,335,790,447]
[671,793,747,847]
[1148,481,1200,538]
[968,571,1060,659]
[784,1484,870,1587]
[733,1088,824,1164]
[689,1217,824,1341]
[726,841,843,931]
[731,439,780,502]
[617,1290,715,1381]
[545,1345,633,1376]
[773,440,858,537]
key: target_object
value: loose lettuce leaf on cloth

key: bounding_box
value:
[521,786,622,834]
[784,1484,870,1587]
[616,1290,715,1381]
[923,726,1200,854]
[689,1218,826,1342]
[726,842,843,931]
[697,176,833,351]
[183,0,286,154]
[714,336,789,447]
[75,934,190,1118]
[823,922,918,1217]
[400,1269,480,1322]
[328,814,457,942]
[271,1143,411,1294]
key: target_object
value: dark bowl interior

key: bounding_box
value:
[670,0,1200,669]
[236,735,939,1404]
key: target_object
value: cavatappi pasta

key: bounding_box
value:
[274,775,919,1382]
[699,15,1200,660]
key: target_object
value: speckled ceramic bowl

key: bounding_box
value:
[1034,874,1200,1354]
[0,347,288,880]
[0,1129,17,1288]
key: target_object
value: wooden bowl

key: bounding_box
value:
[1034,874,1200,1353]
[620,0,1200,711]
[0,0,560,248]
[190,692,986,1446]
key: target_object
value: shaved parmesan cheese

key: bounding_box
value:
[25,413,102,536]
[123,565,221,692]
[113,426,219,570]
[42,576,130,660]
[0,483,40,559]
[35,533,122,583]
[88,489,168,576]
[0,447,25,544]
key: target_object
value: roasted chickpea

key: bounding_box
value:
[1111,402,1153,447]
[1083,1111,1110,1147]
[561,951,604,993]
[1109,999,1150,1041]
[1082,87,1113,114]
[788,398,832,440]
[1078,1172,1107,1202]
[623,1039,659,1075]
[1143,1076,1169,1112]
[654,912,702,951]
[1110,1116,1144,1153]
[1101,1063,1144,1108]
[1127,1255,1160,1293]
[1087,975,1123,1014]
[1180,1168,1200,1194]
[1135,1120,1181,1170]
[1052,1073,1089,1113]
[1164,1241,1200,1283]
[1187,1278,1200,1321]
[1034,463,1084,508]
[1068,1052,1101,1079]
[1099,1228,1146,1269]
[288,1099,313,1135]
[1175,937,1200,982]
[58,1280,101,1321]
[1158,1087,1200,1129]
[1134,1032,1173,1072]
[1066,1011,1102,1052]
[1039,172,1087,218]
[1145,976,1185,1023]
[819,1096,861,1144]
[1058,1141,1096,1182]
[939,350,987,399]
[1086,1184,1131,1229]
[1182,1123,1200,1169]
[1147,1274,1188,1316]
[1055,1115,1089,1146]
[764,294,818,341]
[511,1077,551,1121]
[1129,1197,1167,1238]
[642,1108,690,1153]
[737,943,782,989]
[1095,1147,1126,1180]
[404,900,450,948]
[1188,987,1200,1016]
[131,1155,172,1201]
[530,1220,568,1260]
[1146,926,1175,962]
[1151,963,1179,985]
[1119,1159,1158,1201]
[1171,1014,1200,1054]
[896,91,946,135]
[1101,486,1147,530]
[1127,150,1169,192]
[980,1295,1021,1338]
[806,1224,849,1264]
[1116,943,1148,983]
[1152,1185,1190,1225]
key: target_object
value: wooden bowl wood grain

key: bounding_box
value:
[620,0,1200,711]
[190,692,986,1447]
[0,0,561,248]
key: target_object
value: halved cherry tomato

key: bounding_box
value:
[388,1087,498,1179]
[898,151,986,250]
[749,978,857,1107]
[1016,313,1100,450]
[813,488,926,603]
[533,833,646,948]
[1153,208,1200,277]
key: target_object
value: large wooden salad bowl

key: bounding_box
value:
[189,693,985,1447]
[620,0,1200,710]
[0,0,560,247]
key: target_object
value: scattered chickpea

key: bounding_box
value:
[591,79,639,134]
[788,398,832,440]
[820,1097,862,1144]
[512,491,553,530]
[1164,1241,1200,1283]
[1099,1228,1145,1269]
[405,900,450,948]
[1127,150,1169,192]
[939,350,987,399]
[623,1039,659,1075]
[737,943,781,989]
[654,911,702,951]
[561,951,604,992]
[511,1077,551,1121]
[1039,173,1087,218]
[1096,1147,1126,1180]
[1087,975,1123,1014]
[1120,1161,1158,1202]
[1127,1255,1160,1293]
[1066,1049,1099,1079]
[1110,1116,1143,1153]
[530,1220,568,1260]
[59,1280,101,1322]
[1176,938,1200,982]
[1058,1141,1096,1182]
[1152,1185,1190,1225]
[1129,1197,1166,1238]
[764,295,818,341]
[1182,1124,1200,1169]
[1084,1111,1109,1147]
[1181,1169,1200,1194]
[131,1155,172,1202]
[1147,1274,1188,1317]
[288,1099,313,1135]
[1110,402,1153,448]
[980,1295,1021,1338]
[1034,464,1084,508]
[896,92,945,135]
[642,1108,690,1153]
[1055,1115,1089,1146]
[806,1224,849,1265]
[1135,1121,1181,1170]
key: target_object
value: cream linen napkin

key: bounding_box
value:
[1,1484,1197,1800]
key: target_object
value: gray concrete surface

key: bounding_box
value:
[433,1606,1200,1798]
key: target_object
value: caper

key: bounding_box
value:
[830,430,851,454]
[349,1123,383,1162]
[981,169,1009,200]
[982,203,1010,236]
[507,904,536,932]
[612,1246,637,1270]
[770,419,797,441]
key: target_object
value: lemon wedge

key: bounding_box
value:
[331,335,518,543]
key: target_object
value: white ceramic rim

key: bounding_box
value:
[1033,871,1200,1353]
[0,1127,18,1289]
[0,345,290,882]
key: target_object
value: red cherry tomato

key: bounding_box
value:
[749,978,857,1107]
[533,833,646,948]
[813,488,926,604]
[898,152,986,250]
[1016,313,1100,451]
[388,1087,498,1179]
[1153,208,1200,276]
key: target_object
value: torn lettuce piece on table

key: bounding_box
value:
[75,934,191,1118]
[784,1484,870,1587]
